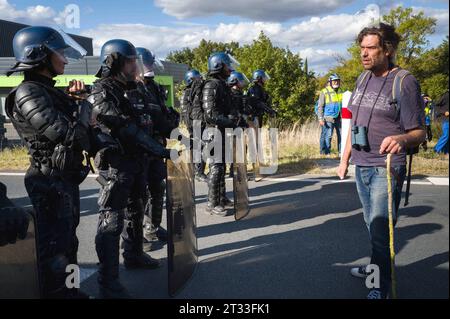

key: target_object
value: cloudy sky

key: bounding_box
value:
[1,0,448,74]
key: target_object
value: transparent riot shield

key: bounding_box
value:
[166,150,198,296]
[233,132,250,221]
[247,117,262,182]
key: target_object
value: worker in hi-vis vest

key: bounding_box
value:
[317,73,344,155]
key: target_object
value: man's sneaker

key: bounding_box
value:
[367,289,387,299]
[124,254,161,270]
[350,265,370,278]
[206,203,227,217]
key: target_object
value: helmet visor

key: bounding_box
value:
[227,53,240,71]
[239,73,250,88]
[154,57,164,72]
[142,57,164,75]
[135,55,147,81]
[45,29,87,63]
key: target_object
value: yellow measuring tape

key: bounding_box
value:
[386,153,397,299]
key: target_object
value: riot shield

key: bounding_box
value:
[247,117,278,182]
[233,134,250,221]
[247,118,262,182]
[0,212,40,299]
[166,150,198,296]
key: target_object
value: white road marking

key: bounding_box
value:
[2,171,447,186]
[427,177,449,186]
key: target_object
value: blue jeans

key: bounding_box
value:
[320,119,341,155]
[434,120,449,154]
[355,165,406,295]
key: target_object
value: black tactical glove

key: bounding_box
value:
[0,206,30,246]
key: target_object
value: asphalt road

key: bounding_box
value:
[1,173,448,299]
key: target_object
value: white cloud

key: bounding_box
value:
[81,4,381,73]
[299,48,341,74]
[155,0,354,22]
[0,0,73,26]
[412,6,449,35]
[83,5,383,53]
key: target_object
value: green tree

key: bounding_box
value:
[166,40,240,73]
[330,6,445,99]
[166,48,195,68]
[329,44,364,91]
[167,32,318,125]
[383,6,436,66]
[237,32,317,125]
[411,36,449,100]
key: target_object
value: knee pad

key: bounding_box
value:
[98,210,125,237]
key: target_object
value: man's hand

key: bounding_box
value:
[319,120,325,127]
[379,135,406,155]
[67,80,88,99]
[337,162,349,180]
[445,111,449,117]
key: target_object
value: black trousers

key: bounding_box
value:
[24,166,80,298]
[144,157,166,227]
[95,156,147,283]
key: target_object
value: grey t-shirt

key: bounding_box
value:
[348,69,424,167]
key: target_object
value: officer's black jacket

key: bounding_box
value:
[202,75,234,129]
[5,72,90,175]
[88,76,169,159]
[143,78,179,139]
[180,85,191,127]
[248,83,271,116]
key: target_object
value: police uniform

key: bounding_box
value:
[6,72,91,298]
[89,73,170,297]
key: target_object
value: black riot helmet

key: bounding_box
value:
[96,39,141,79]
[7,26,86,76]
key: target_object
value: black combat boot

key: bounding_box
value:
[206,164,228,216]
[123,215,161,269]
[96,232,130,299]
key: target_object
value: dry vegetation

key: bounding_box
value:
[1,122,448,177]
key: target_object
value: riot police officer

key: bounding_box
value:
[227,71,252,128]
[226,71,252,178]
[248,69,276,127]
[88,40,171,298]
[203,52,238,216]
[135,48,180,251]
[5,26,92,298]
[181,69,201,129]
[181,69,208,182]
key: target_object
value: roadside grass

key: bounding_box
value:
[274,121,448,176]
[0,146,30,171]
[1,121,448,176]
